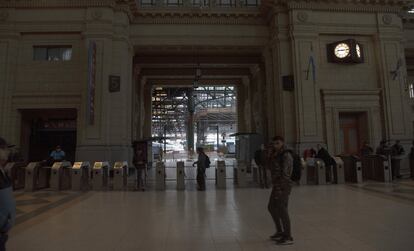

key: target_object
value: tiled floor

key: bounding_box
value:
[7,179,414,251]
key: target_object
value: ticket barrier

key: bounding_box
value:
[113,161,128,190]
[71,162,91,191]
[176,161,185,190]
[299,158,307,185]
[50,161,72,191]
[251,160,259,184]
[361,155,391,182]
[155,161,166,190]
[216,160,226,189]
[233,160,247,187]
[315,159,326,185]
[333,157,345,184]
[356,160,363,183]
[92,162,110,190]
[4,162,26,190]
[24,162,50,192]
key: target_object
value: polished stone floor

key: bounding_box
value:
[7,179,414,251]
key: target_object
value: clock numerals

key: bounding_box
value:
[334,43,350,59]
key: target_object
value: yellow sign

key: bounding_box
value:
[73,162,82,169]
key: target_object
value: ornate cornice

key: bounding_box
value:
[132,9,264,25]
[262,0,410,14]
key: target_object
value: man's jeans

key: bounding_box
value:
[268,187,292,237]
[0,233,8,251]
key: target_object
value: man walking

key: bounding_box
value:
[193,147,208,191]
[267,136,294,245]
[0,137,16,251]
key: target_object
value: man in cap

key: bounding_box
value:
[0,137,16,251]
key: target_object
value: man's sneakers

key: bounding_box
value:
[275,236,294,245]
[269,232,284,240]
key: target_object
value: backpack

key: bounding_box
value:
[280,150,302,182]
[205,155,211,168]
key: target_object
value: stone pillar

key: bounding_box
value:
[76,8,133,164]
[376,13,413,176]
[186,89,195,153]
[0,9,19,145]
[289,11,324,153]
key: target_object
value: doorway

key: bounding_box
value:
[339,112,368,155]
[20,109,77,162]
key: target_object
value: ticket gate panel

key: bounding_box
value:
[356,161,363,183]
[383,158,391,183]
[315,159,326,185]
[216,160,226,189]
[5,162,26,190]
[92,162,110,190]
[234,161,247,187]
[113,161,128,190]
[24,162,42,192]
[333,157,345,184]
[176,161,185,190]
[71,162,91,191]
[300,158,307,185]
[50,161,72,191]
[155,161,166,191]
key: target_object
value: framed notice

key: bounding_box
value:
[109,75,121,92]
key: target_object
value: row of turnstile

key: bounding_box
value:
[5,161,129,192]
[4,160,243,192]
[252,155,393,186]
[5,155,394,192]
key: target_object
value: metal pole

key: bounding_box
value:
[216,125,219,150]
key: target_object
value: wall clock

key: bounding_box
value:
[327,39,364,64]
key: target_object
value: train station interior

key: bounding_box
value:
[1,0,414,250]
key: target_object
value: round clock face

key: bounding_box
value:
[356,44,361,58]
[334,43,350,58]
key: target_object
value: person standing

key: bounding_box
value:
[267,136,294,245]
[0,137,16,251]
[133,148,147,191]
[391,140,405,179]
[359,141,373,157]
[316,144,336,183]
[193,147,207,191]
[254,144,268,189]
[50,145,66,162]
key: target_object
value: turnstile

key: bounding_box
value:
[176,161,185,190]
[155,161,166,190]
[4,162,26,190]
[299,158,307,185]
[71,162,91,191]
[333,157,345,184]
[216,160,226,189]
[50,161,72,191]
[25,162,49,192]
[92,162,109,190]
[315,159,326,185]
[356,160,363,183]
[234,160,247,187]
[113,161,128,190]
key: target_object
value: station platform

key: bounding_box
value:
[7,180,414,251]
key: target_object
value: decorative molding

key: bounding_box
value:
[382,14,393,25]
[297,11,308,23]
[0,10,9,21]
[91,10,103,20]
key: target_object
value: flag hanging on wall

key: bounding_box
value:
[87,41,97,125]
